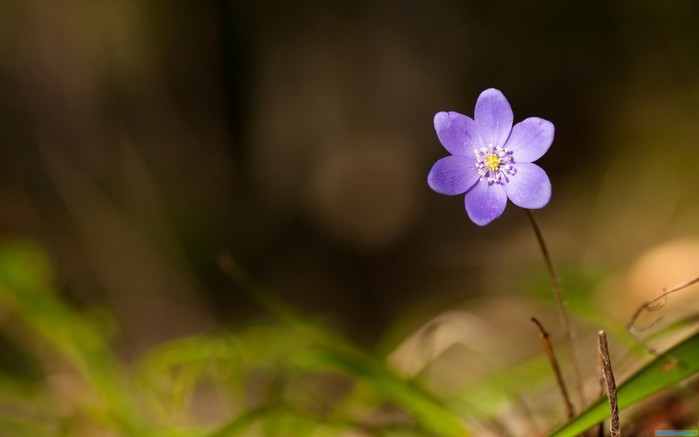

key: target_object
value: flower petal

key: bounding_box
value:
[464,182,507,226]
[504,163,551,209]
[433,111,482,156]
[505,117,554,163]
[427,156,479,195]
[474,88,514,148]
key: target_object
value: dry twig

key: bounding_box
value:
[596,350,605,437]
[598,330,620,437]
[626,276,699,354]
[531,317,575,420]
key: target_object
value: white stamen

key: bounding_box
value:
[474,144,516,185]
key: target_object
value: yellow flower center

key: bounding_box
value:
[485,153,501,171]
[475,145,515,184]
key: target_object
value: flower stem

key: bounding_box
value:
[525,209,586,409]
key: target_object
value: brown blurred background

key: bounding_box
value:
[1,0,699,360]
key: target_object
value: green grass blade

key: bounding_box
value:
[550,331,699,437]
[297,347,469,437]
[217,256,470,436]
[0,242,149,436]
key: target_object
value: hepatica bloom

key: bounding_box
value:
[428,88,553,226]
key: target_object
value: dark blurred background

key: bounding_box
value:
[1,0,699,358]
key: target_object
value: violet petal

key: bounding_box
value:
[474,88,514,148]
[464,182,507,226]
[505,117,554,163]
[433,111,482,156]
[504,162,551,209]
[427,155,479,195]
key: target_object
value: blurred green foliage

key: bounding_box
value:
[0,242,697,436]
[0,243,472,436]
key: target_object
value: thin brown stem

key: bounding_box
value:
[626,276,699,354]
[531,317,575,420]
[598,331,620,437]
[597,341,605,437]
[526,210,585,408]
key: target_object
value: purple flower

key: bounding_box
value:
[428,88,553,226]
